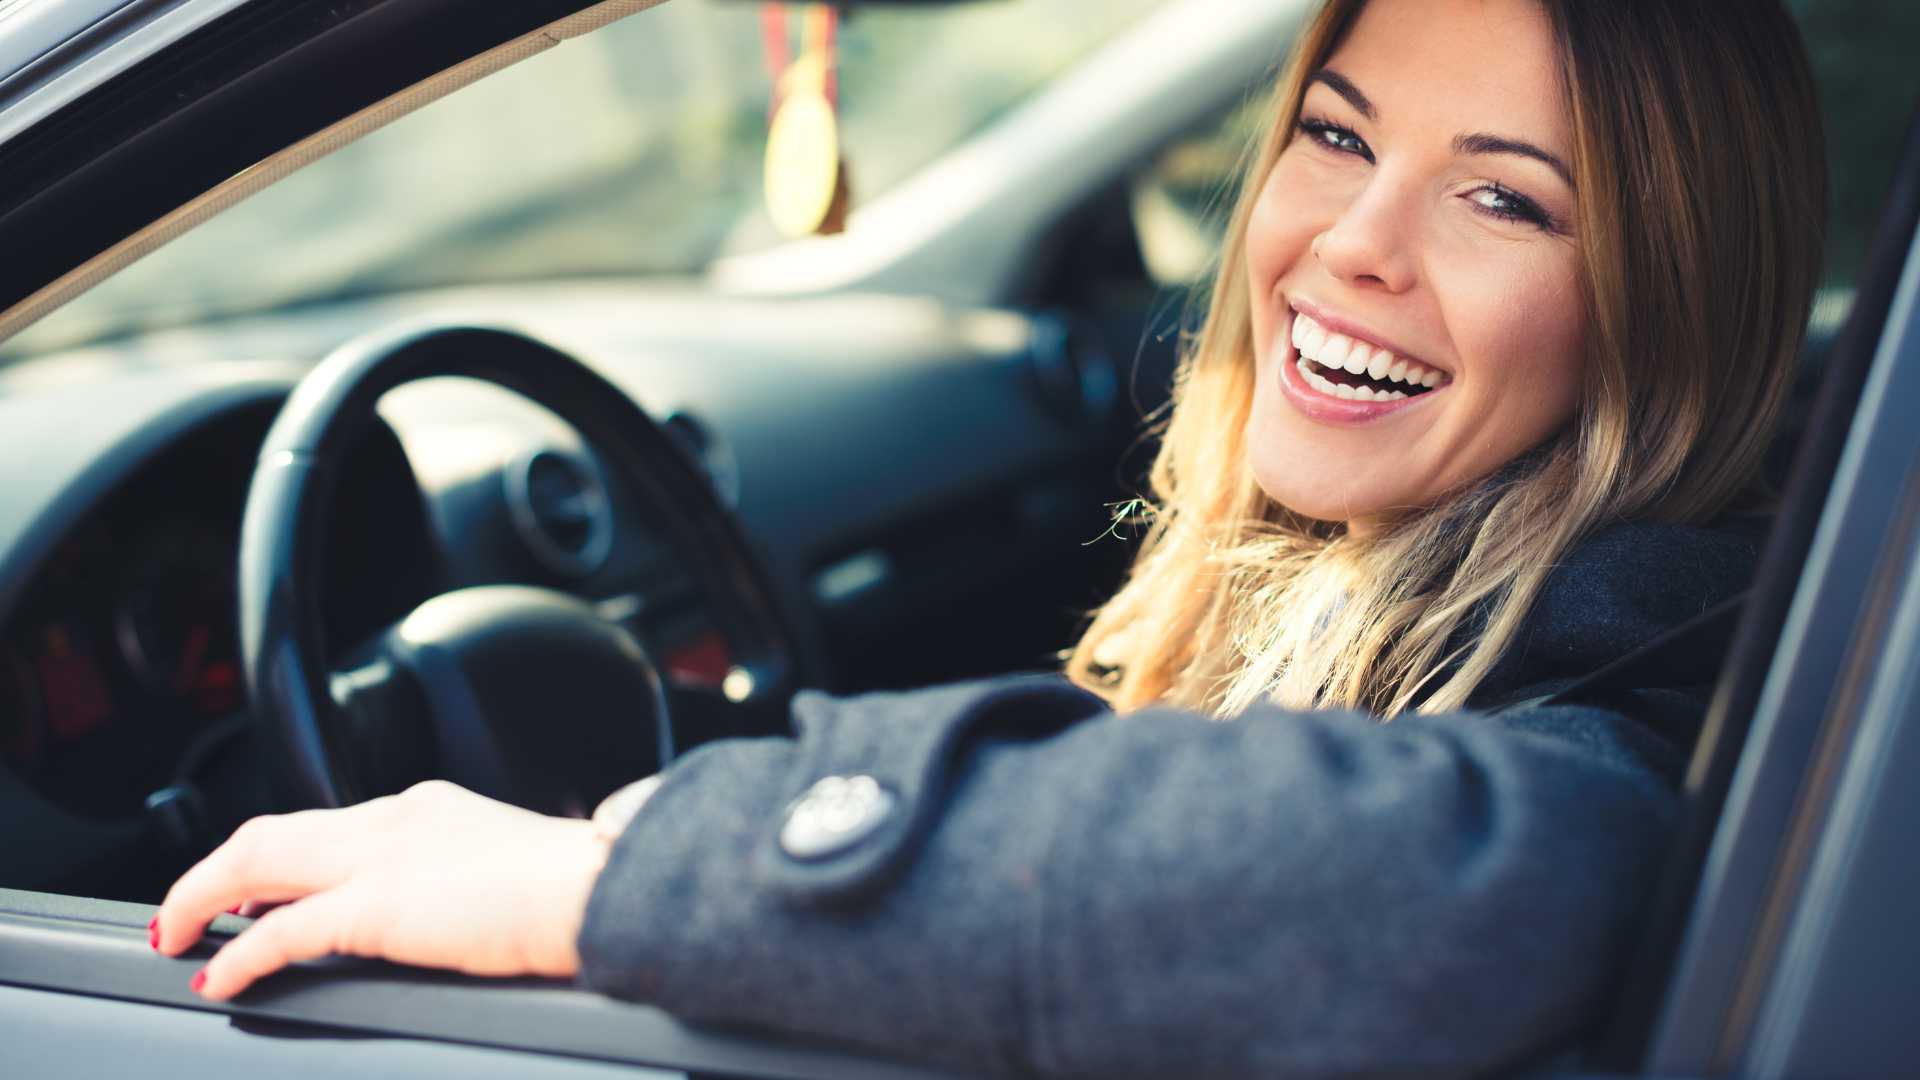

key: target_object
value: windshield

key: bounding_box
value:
[2,0,1163,359]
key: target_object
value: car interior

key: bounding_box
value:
[0,0,1917,1076]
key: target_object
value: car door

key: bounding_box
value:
[1596,111,1920,1077]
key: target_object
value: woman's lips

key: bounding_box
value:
[1273,310,1449,424]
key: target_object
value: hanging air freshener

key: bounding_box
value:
[762,3,850,238]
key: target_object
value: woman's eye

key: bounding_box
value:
[1299,118,1373,162]
[1468,183,1553,229]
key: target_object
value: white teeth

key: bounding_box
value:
[1319,334,1352,371]
[1299,359,1341,397]
[1366,347,1393,380]
[1303,321,1327,354]
[1288,308,1450,396]
[1352,385,1378,401]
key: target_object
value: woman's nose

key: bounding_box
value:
[1311,175,1418,294]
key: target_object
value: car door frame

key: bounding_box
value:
[0,0,664,343]
[1595,105,1920,1077]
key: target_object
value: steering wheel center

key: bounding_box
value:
[333,586,670,817]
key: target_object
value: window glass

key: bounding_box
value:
[1,0,1163,359]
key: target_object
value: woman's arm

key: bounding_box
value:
[149,672,1688,1075]
[577,675,1689,1078]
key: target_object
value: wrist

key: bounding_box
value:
[560,776,661,976]
[591,774,664,843]
[550,818,615,976]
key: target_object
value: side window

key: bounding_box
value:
[0,1,1165,362]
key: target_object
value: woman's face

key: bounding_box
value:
[1244,0,1585,532]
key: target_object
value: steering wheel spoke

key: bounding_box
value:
[326,651,434,801]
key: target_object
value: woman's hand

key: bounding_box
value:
[152,780,611,1001]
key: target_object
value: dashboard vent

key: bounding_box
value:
[504,448,614,577]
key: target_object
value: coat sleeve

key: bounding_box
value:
[575,674,1689,1078]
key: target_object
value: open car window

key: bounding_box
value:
[0,0,1162,361]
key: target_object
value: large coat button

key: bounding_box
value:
[779,774,896,860]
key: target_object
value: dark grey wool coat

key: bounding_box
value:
[575,518,1764,1078]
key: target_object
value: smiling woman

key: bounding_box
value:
[148,1,1830,1076]
[1072,0,1822,719]
[1248,2,1588,525]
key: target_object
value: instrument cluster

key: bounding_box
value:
[0,403,438,821]
[0,516,243,818]
[0,384,752,824]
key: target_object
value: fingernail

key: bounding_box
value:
[148,917,159,951]
[190,968,207,994]
[226,904,242,915]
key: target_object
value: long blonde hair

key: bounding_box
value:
[1066,0,1826,718]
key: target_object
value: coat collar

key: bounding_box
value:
[1459,515,1768,710]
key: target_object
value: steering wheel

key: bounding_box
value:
[237,323,798,815]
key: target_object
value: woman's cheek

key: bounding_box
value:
[1244,158,1323,336]
[1244,176,1291,292]
[1450,259,1586,445]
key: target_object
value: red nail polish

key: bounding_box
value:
[226,904,242,915]
[148,917,159,951]
[190,968,207,993]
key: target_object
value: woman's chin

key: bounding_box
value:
[1250,473,1379,528]
[1244,421,1399,526]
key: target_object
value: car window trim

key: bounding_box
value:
[0,887,963,1080]
[1601,107,1920,1073]
[0,0,253,145]
[1741,459,1920,1077]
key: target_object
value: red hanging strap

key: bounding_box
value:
[806,4,839,108]
[760,3,790,114]
[761,3,838,112]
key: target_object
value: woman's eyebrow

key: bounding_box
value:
[1452,132,1574,187]
[1308,69,1376,120]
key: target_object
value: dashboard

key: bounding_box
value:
[0,285,1169,898]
